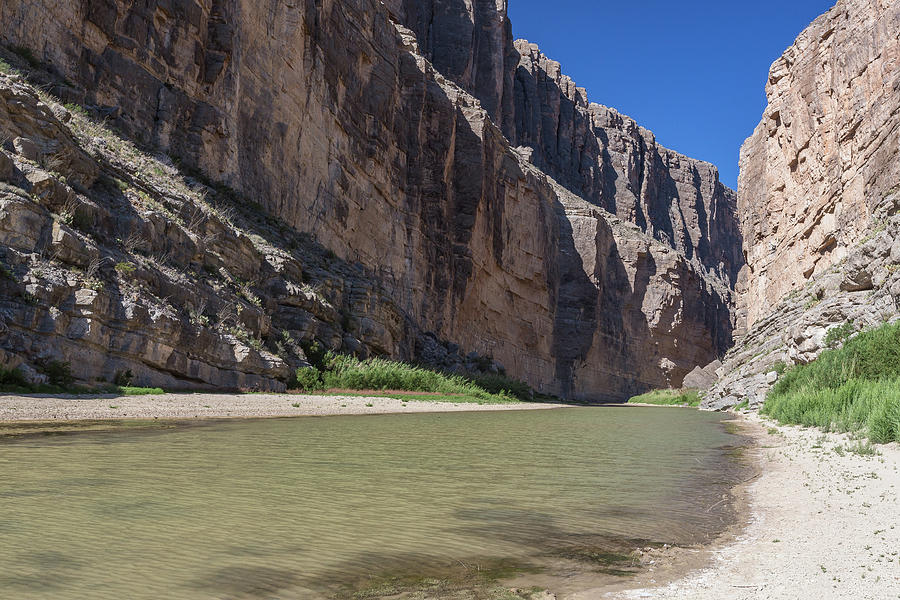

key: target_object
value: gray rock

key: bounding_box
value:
[683,359,722,390]
[13,137,40,161]
[0,151,14,181]
[840,255,875,292]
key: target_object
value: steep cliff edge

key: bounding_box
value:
[387,4,743,290]
[0,0,737,399]
[739,0,900,328]
[705,0,900,409]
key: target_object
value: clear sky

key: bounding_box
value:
[508,0,836,190]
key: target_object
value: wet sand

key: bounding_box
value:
[603,412,900,600]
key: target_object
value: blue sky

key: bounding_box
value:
[508,0,835,189]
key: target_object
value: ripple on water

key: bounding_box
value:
[0,407,749,599]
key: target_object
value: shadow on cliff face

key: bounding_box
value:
[0,0,736,397]
[510,53,744,291]
[551,208,599,400]
[553,207,662,403]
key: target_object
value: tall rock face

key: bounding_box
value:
[0,0,736,399]
[701,0,900,410]
[383,0,519,136]
[739,0,900,328]
[389,7,743,291]
[510,42,743,289]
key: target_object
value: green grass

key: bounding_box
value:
[290,353,533,404]
[0,58,17,75]
[117,386,165,396]
[762,320,900,443]
[626,389,701,407]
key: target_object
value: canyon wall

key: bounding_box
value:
[510,42,743,289]
[389,5,742,289]
[0,0,737,399]
[739,0,900,327]
[703,0,900,408]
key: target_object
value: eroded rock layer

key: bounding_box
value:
[0,0,737,398]
[389,7,743,289]
[739,0,900,327]
[702,0,900,409]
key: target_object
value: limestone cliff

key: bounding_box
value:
[703,0,900,409]
[739,0,900,328]
[389,6,743,290]
[0,0,737,399]
[510,42,743,289]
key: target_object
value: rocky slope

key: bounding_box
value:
[705,189,900,409]
[0,0,738,398]
[739,0,900,328]
[703,0,900,408]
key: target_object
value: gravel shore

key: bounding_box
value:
[0,392,567,422]
[603,412,900,600]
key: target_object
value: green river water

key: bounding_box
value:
[0,407,747,599]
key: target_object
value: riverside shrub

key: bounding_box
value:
[291,353,527,403]
[627,389,701,407]
[762,321,900,443]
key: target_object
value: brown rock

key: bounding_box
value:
[50,220,99,268]
[0,0,736,398]
[0,150,14,181]
[13,136,39,161]
[738,0,900,327]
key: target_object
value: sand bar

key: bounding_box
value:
[0,392,567,422]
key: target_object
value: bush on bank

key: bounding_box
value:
[290,351,538,404]
[762,321,900,443]
[626,389,701,407]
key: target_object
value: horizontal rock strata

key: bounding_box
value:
[0,0,738,398]
[738,0,900,327]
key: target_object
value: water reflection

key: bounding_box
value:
[0,407,746,599]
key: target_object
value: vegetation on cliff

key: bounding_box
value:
[762,321,900,443]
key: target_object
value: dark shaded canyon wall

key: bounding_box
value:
[0,0,734,399]
[389,4,743,290]
[382,0,519,136]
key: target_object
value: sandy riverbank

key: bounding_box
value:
[603,412,900,600]
[0,392,567,422]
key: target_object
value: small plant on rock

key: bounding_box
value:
[824,321,855,349]
[0,366,28,388]
[113,369,134,387]
[0,262,15,281]
[115,261,136,275]
[0,58,19,75]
